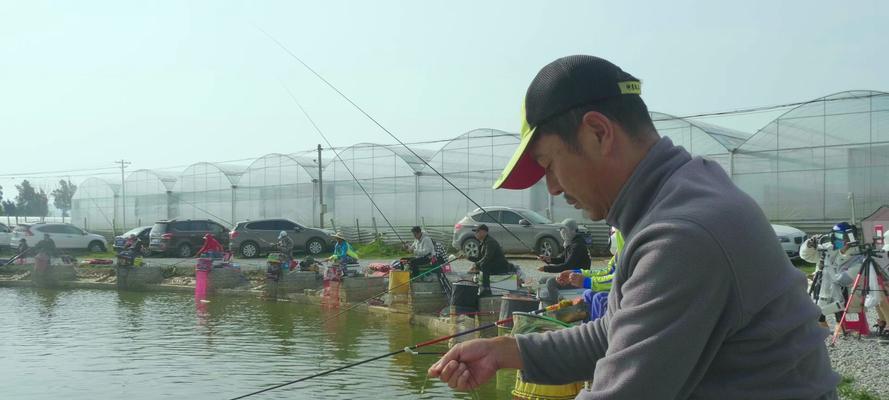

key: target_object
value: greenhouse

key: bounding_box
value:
[237,153,317,227]
[733,91,889,226]
[174,162,247,226]
[69,90,889,241]
[124,169,177,228]
[71,177,120,232]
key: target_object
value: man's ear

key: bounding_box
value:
[580,111,615,156]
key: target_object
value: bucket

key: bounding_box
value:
[389,270,411,294]
[510,312,584,400]
[196,258,213,272]
[451,282,479,311]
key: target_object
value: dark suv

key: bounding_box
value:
[230,218,335,258]
[148,219,230,257]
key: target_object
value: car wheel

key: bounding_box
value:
[177,243,193,258]
[88,241,106,253]
[537,237,559,258]
[461,238,480,258]
[306,238,325,255]
[240,241,260,258]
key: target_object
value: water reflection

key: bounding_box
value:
[0,287,510,399]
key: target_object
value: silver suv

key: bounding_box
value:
[452,206,564,257]
[230,218,335,258]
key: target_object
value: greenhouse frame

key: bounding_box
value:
[70,90,889,247]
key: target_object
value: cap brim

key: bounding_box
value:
[493,125,545,190]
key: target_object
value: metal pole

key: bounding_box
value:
[115,160,130,230]
[318,144,324,229]
[231,185,237,227]
[414,172,420,225]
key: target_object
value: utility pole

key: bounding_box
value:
[115,160,131,230]
[317,144,324,229]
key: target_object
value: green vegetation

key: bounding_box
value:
[355,237,409,258]
[838,376,882,400]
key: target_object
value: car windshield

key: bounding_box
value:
[151,223,168,235]
[123,227,144,237]
[519,209,552,224]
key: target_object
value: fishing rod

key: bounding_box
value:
[255,26,538,255]
[312,254,461,327]
[228,298,579,400]
[279,81,406,246]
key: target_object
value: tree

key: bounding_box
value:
[34,189,49,220]
[2,200,17,224]
[15,180,49,219]
[52,180,77,222]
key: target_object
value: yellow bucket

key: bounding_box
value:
[388,270,411,294]
[510,312,584,400]
[513,374,585,400]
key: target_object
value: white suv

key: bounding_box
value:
[10,223,107,253]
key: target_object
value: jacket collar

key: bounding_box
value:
[605,136,691,237]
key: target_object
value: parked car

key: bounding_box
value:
[10,223,107,252]
[772,224,807,259]
[230,218,335,258]
[0,223,12,251]
[148,219,230,257]
[113,226,153,252]
[452,206,564,257]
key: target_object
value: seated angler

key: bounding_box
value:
[466,224,511,296]
[537,218,592,306]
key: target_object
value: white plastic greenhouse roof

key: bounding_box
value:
[127,169,177,191]
[177,162,249,186]
[331,143,434,173]
[72,177,121,197]
[735,90,889,152]
[426,128,520,159]
[650,111,752,153]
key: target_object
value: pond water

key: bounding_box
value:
[0,287,510,399]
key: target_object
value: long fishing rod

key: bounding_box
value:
[279,81,406,246]
[228,299,578,400]
[255,26,538,255]
[312,254,461,327]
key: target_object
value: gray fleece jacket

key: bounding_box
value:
[516,137,838,399]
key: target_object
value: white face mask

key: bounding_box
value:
[560,229,570,242]
[609,233,618,256]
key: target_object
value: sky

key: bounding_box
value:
[1,0,887,210]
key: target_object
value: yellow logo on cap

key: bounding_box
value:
[618,81,641,95]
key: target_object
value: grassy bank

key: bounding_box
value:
[839,376,882,400]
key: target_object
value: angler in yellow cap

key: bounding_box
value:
[429,55,838,399]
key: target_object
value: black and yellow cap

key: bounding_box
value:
[493,55,641,190]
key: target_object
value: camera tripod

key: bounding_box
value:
[830,243,889,345]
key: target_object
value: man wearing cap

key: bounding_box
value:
[429,55,838,399]
[466,224,511,296]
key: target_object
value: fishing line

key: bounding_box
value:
[227,299,577,399]
[255,25,538,254]
[165,192,234,227]
[279,81,406,245]
[228,314,514,400]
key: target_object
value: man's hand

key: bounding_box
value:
[467,264,479,274]
[806,237,818,249]
[568,273,585,288]
[537,266,547,272]
[556,270,573,285]
[537,255,551,263]
[428,337,522,392]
